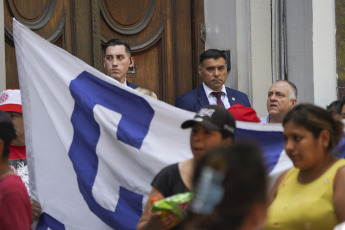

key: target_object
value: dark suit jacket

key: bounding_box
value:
[127,81,138,89]
[175,85,251,112]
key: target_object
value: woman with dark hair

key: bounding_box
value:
[137,105,235,230]
[264,103,345,229]
[182,141,268,230]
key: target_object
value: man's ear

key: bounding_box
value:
[129,57,134,67]
[291,99,297,108]
[197,65,202,76]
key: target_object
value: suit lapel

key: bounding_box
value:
[197,86,210,109]
[226,87,235,106]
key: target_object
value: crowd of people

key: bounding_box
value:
[1,37,345,230]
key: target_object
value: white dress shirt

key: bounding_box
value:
[202,83,231,109]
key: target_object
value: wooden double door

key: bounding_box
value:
[4,0,205,105]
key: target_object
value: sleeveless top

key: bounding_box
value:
[151,163,189,197]
[151,163,190,230]
[264,158,345,230]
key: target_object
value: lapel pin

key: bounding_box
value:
[232,97,235,101]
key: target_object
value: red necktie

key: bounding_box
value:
[211,92,224,107]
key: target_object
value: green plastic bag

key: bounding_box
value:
[151,192,192,226]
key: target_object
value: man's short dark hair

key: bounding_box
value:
[104,38,132,57]
[0,111,16,160]
[199,49,226,65]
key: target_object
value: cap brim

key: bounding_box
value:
[0,104,22,114]
[181,117,221,131]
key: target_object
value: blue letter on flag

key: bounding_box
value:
[68,71,154,229]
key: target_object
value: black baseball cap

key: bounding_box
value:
[181,105,236,136]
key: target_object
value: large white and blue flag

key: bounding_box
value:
[13,19,195,230]
[13,19,294,230]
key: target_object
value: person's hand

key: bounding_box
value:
[146,212,176,230]
[30,199,42,221]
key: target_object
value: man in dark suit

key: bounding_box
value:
[175,49,251,112]
[103,39,138,89]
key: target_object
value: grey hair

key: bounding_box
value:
[275,80,297,100]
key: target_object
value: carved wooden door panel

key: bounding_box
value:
[4,0,204,105]
[96,0,204,104]
[4,0,73,88]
